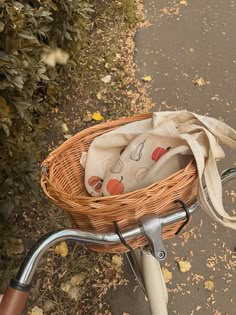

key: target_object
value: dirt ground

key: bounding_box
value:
[0,1,150,315]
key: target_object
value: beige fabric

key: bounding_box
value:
[81,111,236,229]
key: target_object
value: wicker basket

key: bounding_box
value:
[41,113,198,253]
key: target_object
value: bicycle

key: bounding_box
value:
[0,168,235,315]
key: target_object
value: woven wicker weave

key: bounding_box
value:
[41,113,198,253]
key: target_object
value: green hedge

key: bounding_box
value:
[0,0,93,218]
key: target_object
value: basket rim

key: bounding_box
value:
[41,113,197,202]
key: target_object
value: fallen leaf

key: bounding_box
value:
[83,111,92,122]
[162,267,173,283]
[161,7,169,14]
[30,306,43,315]
[101,74,111,83]
[70,274,85,286]
[179,0,188,5]
[92,111,104,121]
[61,282,72,293]
[204,280,214,291]
[68,286,81,300]
[211,96,220,101]
[6,238,24,255]
[96,91,103,100]
[178,260,192,272]
[182,231,191,242]
[55,241,68,257]
[142,75,152,82]
[43,300,55,312]
[112,255,123,268]
[61,123,69,133]
[64,134,72,140]
[169,7,179,15]
[161,6,179,15]
[193,77,210,87]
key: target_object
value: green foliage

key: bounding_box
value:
[117,0,141,26]
[0,0,94,218]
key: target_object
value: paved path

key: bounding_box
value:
[109,0,236,314]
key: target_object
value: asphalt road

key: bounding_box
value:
[109,0,236,314]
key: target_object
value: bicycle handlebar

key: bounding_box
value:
[0,168,235,315]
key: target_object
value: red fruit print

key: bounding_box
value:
[88,176,103,193]
[106,176,124,195]
[151,146,170,162]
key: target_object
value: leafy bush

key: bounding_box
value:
[0,0,94,218]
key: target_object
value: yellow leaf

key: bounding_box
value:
[55,241,68,257]
[178,260,192,272]
[70,274,85,286]
[30,306,43,315]
[204,280,214,291]
[142,75,152,82]
[61,282,72,293]
[182,231,190,242]
[61,123,69,133]
[112,255,123,268]
[101,75,111,83]
[96,91,103,100]
[179,0,188,5]
[68,286,81,300]
[92,111,104,121]
[193,77,210,87]
[162,267,173,283]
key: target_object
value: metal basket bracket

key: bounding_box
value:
[139,215,167,261]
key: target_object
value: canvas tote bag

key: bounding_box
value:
[82,111,236,229]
